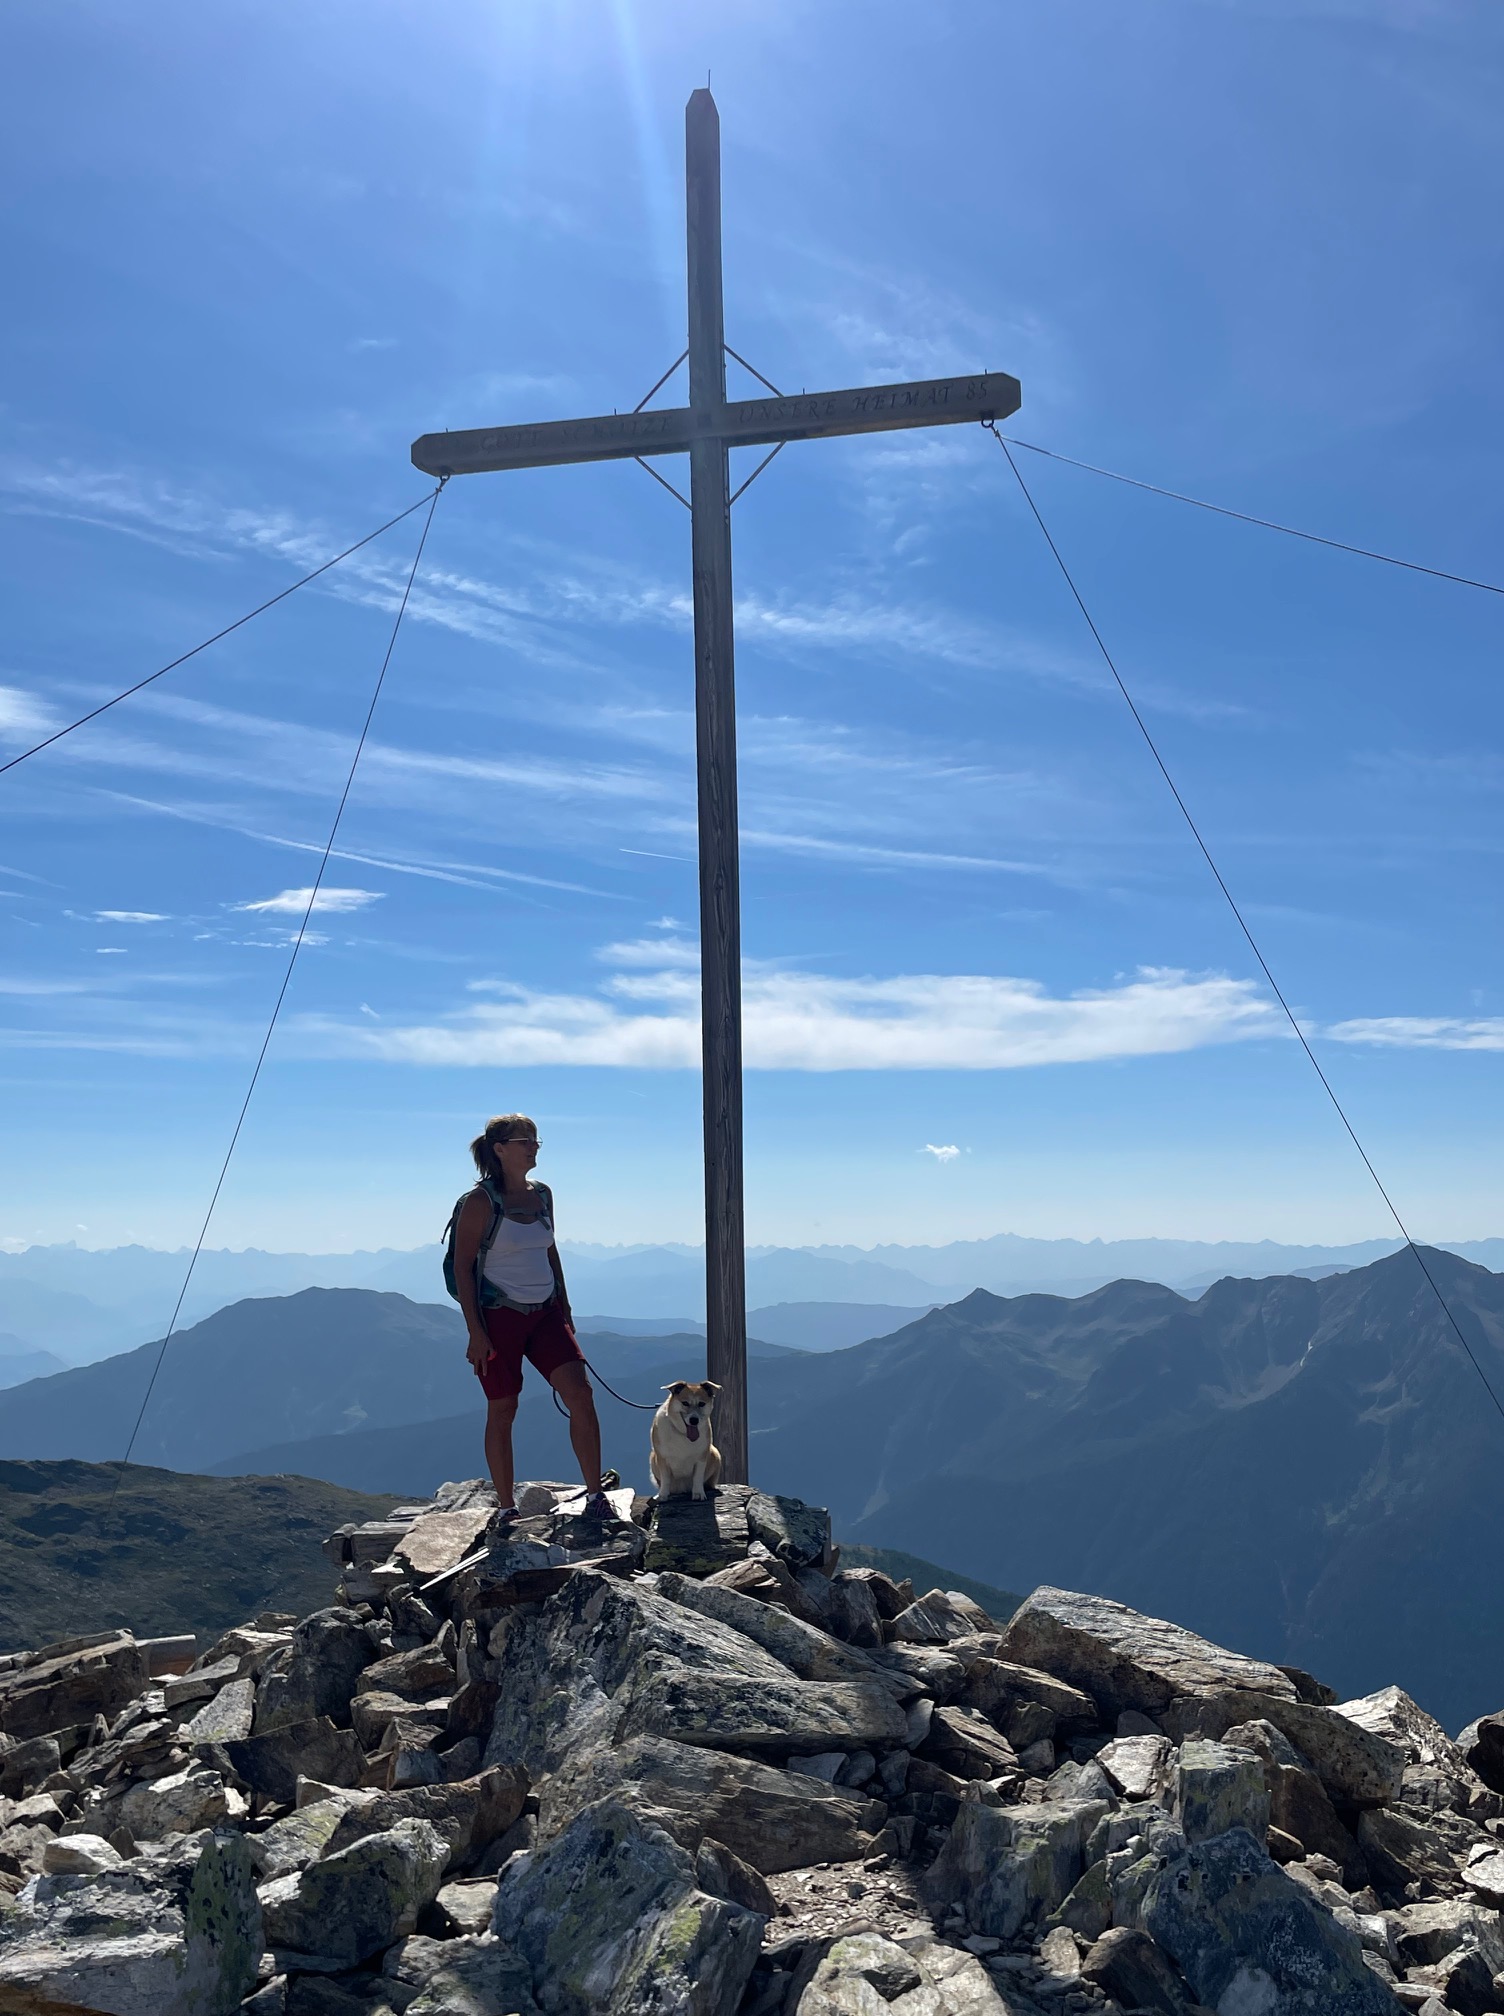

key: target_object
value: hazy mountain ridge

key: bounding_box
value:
[8,1229,1504,1357]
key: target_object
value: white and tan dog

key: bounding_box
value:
[649,1380,722,1501]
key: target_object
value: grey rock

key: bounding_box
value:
[354,1644,455,1706]
[694,1836,776,1917]
[791,1929,923,2009]
[1392,1895,1504,1975]
[1162,1690,1405,1809]
[223,1718,364,1808]
[890,1590,989,1645]
[482,1569,905,1776]
[789,1928,1013,2012]
[404,1934,539,2016]
[835,1748,875,1788]
[746,1490,831,1570]
[998,1586,1296,1723]
[538,1733,884,1873]
[958,1657,1099,1751]
[110,1763,236,1841]
[183,1678,255,1745]
[1462,1839,1504,1905]
[1049,1858,1114,1942]
[0,1828,262,2016]
[1081,1927,1194,2015]
[1456,1710,1504,1796]
[654,1571,897,1688]
[428,1878,496,1936]
[1339,1686,1467,1776]
[922,1705,1019,1781]
[644,1485,752,1574]
[39,1832,123,1876]
[493,1796,762,2016]
[822,1573,885,1648]
[322,1768,530,1872]
[1137,1824,1404,2014]
[1222,1717,1367,1882]
[1404,1944,1496,2015]
[1039,1925,1082,1978]
[1173,1738,1269,1844]
[1357,1805,1463,1900]
[258,1818,449,1967]
[788,1751,845,1783]
[925,1795,1108,1939]
[0,1737,62,1800]
[0,1635,153,1744]
[248,1797,363,1878]
[255,1611,382,1737]
[1096,1735,1171,1801]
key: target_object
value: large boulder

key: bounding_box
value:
[254,1610,383,1734]
[0,1829,261,2016]
[924,1795,1108,1940]
[482,1569,905,1776]
[220,1718,364,1807]
[746,1490,831,1570]
[1137,1825,1406,2014]
[492,1797,763,2016]
[1457,1711,1504,1796]
[1080,1928,1197,2016]
[652,1572,898,1689]
[1222,1718,1365,1883]
[998,1587,1295,1724]
[1173,1738,1269,1845]
[402,1933,541,2016]
[0,1636,152,1744]
[1356,1804,1464,1900]
[957,1657,1099,1748]
[788,1929,1008,2014]
[1163,1690,1404,1809]
[538,1733,884,1873]
[257,1819,449,1967]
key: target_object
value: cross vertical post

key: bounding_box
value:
[685,88,748,1485]
[409,94,1019,1491]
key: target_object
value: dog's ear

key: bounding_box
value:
[663,1380,688,1396]
[703,1380,721,1396]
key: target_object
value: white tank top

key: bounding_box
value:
[481,1198,556,1305]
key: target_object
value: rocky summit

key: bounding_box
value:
[1,1480,1502,2016]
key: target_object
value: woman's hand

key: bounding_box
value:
[466,1328,493,1375]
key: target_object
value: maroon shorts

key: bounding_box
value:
[476,1298,585,1401]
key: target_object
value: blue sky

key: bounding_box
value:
[2,0,1503,1254]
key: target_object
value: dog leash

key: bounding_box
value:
[550,1349,660,1417]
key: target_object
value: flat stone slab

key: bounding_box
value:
[644,1484,752,1574]
[998,1586,1297,1723]
[397,1505,495,1582]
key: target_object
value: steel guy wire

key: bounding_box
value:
[984,420,1504,1426]
[110,482,447,1495]
[1002,436,1504,598]
[1,487,445,781]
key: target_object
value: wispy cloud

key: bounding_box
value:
[922,1143,961,1161]
[1327,1015,1504,1051]
[235,886,384,916]
[0,684,57,739]
[94,909,169,924]
[298,959,1282,1072]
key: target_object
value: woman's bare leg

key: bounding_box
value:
[550,1363,602,1493]
[484,1392,519,1507]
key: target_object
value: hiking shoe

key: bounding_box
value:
[583,1490,615,1521]
[487,1504,521,1539]
[600,1467,621,1492]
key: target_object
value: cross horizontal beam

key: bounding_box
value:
[411,369,1021,478]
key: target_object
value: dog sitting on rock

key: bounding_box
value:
[649,1380,722,1500]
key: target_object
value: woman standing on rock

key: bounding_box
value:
[449,1113,612,1525]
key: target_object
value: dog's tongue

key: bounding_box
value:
[686,1421,700,1442]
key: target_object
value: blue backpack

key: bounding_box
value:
[441,1178,553,1307]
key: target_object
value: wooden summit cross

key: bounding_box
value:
[412,89,1020,1484]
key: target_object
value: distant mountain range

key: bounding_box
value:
[8,1230,1504,1360]
[5,1251,1504,1725]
